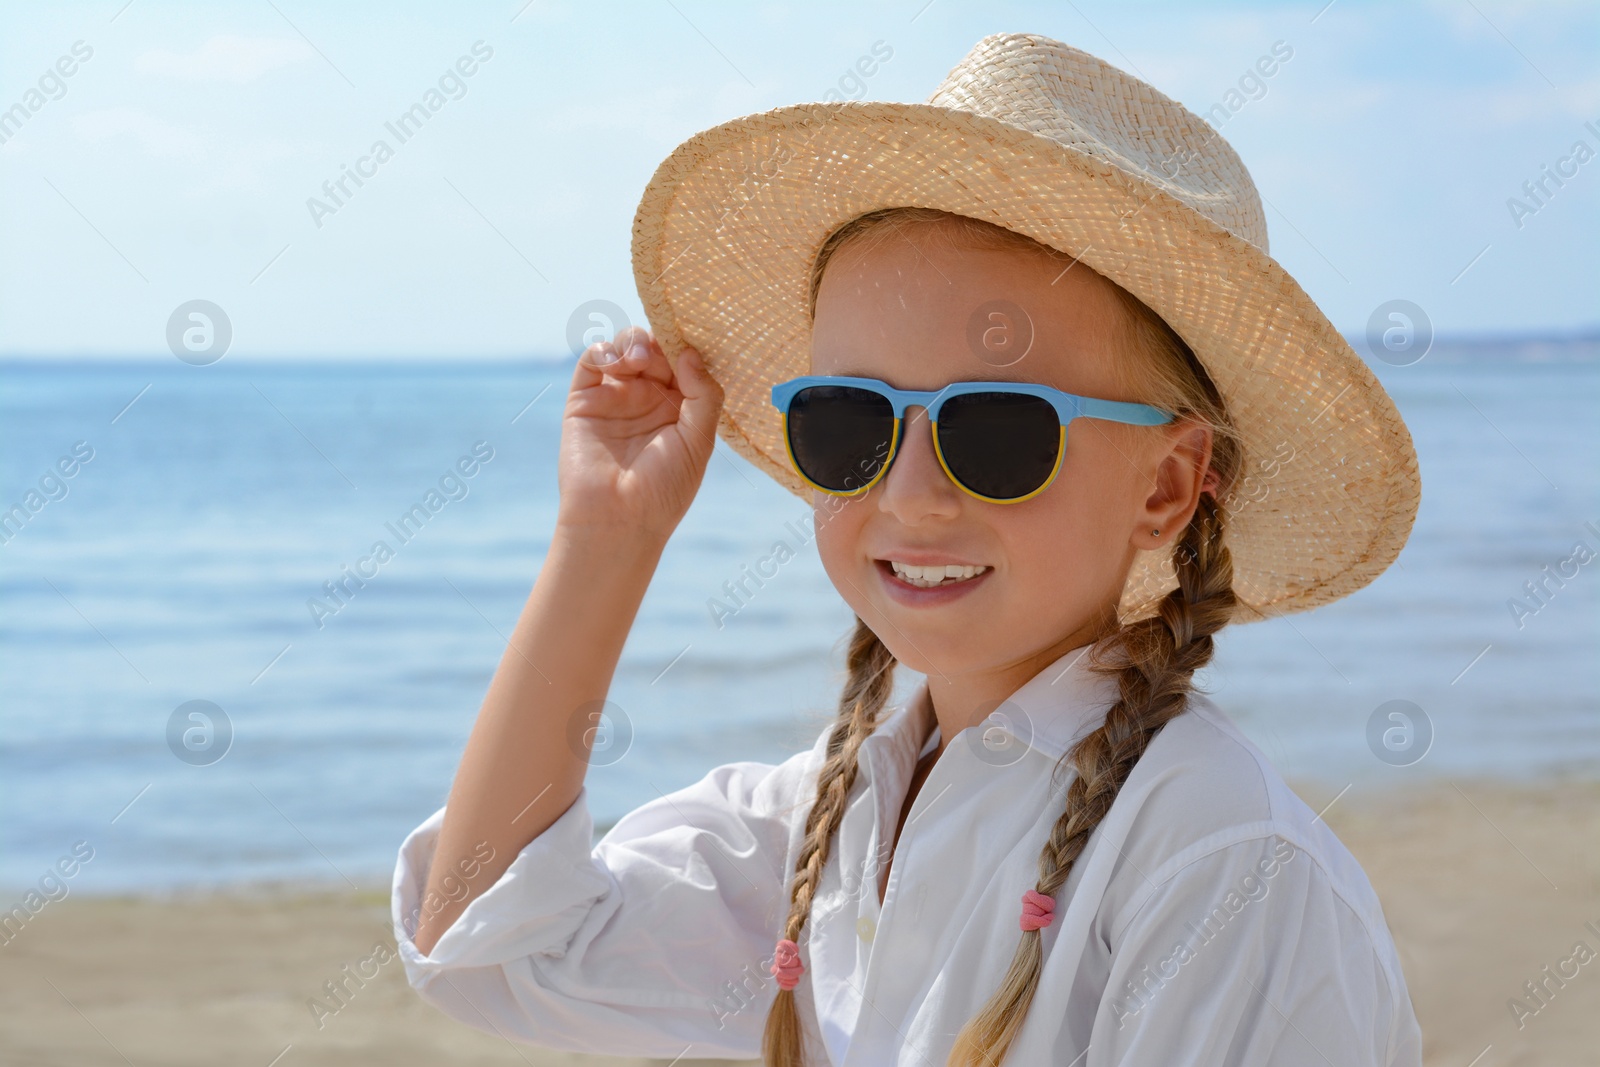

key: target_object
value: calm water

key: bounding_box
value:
[1,344,1596,895]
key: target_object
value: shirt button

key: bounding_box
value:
[856,916,876,943]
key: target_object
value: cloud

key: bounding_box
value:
[135,34,313,83]
[69,106,308,193]
[71,106,206,161]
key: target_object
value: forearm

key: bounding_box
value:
[412,520,667,956]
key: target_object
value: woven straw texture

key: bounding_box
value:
[630,32,1420,623]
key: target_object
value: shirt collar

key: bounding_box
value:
[880,640,1122,765]
[994,642,1123,760]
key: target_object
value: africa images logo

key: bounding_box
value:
[305,41,494,229]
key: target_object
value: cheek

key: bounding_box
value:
[813,495,868,586]
[993,508,1062,578]
[998,499,1127,630]
[1059,429,1140,525]
[1010,452,1131,586]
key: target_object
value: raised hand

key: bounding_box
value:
[556,325,724,542]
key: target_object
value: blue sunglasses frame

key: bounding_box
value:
[770,375,1176,504]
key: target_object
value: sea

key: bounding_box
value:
[1,338,1596,895]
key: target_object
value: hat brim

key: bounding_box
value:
[631,100,1420,623]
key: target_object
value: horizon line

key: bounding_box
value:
[1,325,1597,364]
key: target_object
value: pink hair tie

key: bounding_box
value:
[1200,466,1221,496]
[1020,888,1056,932]
[770,938,804,991]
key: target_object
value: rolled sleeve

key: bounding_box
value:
[1089,834,1422,1067]
[391,756,813,1060]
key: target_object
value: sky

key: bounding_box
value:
[0,0,1595,359]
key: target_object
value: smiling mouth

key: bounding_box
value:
[883,559,991,589]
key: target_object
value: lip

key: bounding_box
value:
[874,558,992,606]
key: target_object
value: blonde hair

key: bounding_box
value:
[762,206,1243,1067]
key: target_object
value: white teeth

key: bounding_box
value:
[888,560,990,588]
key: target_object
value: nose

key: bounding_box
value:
[876,405,962,520]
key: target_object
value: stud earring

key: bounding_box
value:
[1152,527,1160,536]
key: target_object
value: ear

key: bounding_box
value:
[1131,417,1214,552]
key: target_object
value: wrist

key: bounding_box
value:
[550,517,673,561]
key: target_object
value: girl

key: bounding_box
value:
[393,33,1423,1066]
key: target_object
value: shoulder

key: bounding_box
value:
[1103,690,1397,965]
[1081,692,1420,1060]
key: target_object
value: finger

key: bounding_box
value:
[572,340,621,389]
[614,326,673,381]
[573,331,675,393]
[622,332,676,386]
[671,346,725,459]
[613,325,653,354]
[572,336,676,407]
[589,330,672,387]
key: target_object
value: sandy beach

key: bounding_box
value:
[2,778,1595,1067]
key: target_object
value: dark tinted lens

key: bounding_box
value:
[786,386,895,493]
[937,392,1061,499]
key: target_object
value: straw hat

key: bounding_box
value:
[630,31,1419,623]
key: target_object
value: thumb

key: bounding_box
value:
[673,346,724,454]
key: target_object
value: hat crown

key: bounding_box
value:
[925,33,1270,251]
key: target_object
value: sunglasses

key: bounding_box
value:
[770,375,1175,504]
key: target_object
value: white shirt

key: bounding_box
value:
[391,644,1423,1065]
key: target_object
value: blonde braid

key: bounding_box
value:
[946,490,1238,1066]
[762,616,897,1066]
